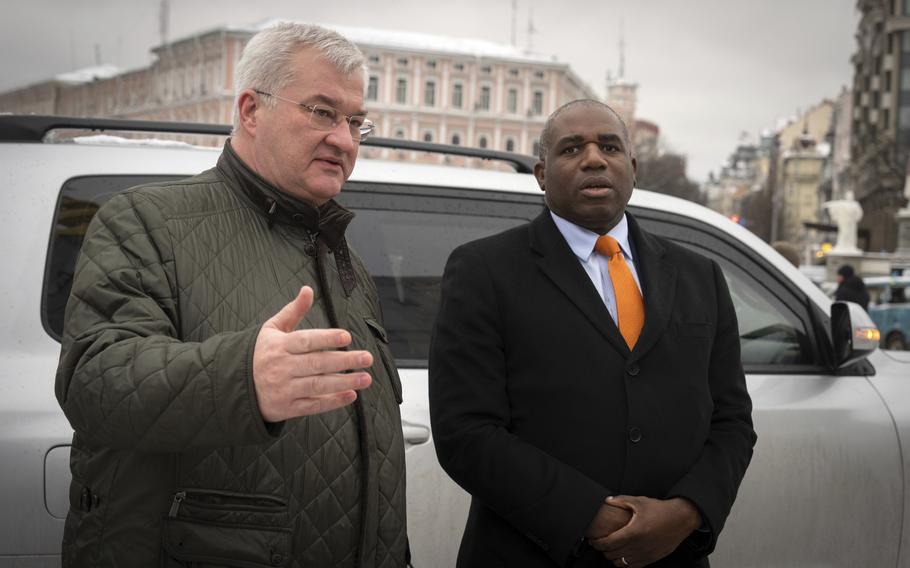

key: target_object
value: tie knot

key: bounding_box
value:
[595,235,622,258]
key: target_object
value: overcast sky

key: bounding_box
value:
[0,0,858,181]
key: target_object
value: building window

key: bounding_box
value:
[367,76,379,101]
[425,80,436,106]
[481,65,492,74]
[423,131,434,142]
[479,135,488,149]
[396,78,408,104]
[454,62,465,72]
[394,128,406,139]
[904,0,910,15]
[397,57,409,66]
[451,133,461,145]
[532,138,540,157]
[479,85,491,110]
[535,70,545,79]
[887,71,893,91]
[369,54,380,64]
[509,68,519,76]
[505,138,515,152]
[426,59,437,69]
[532,90,544,115]
[507,88,518,113]
[452,83,464,108]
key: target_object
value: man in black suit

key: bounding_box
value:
[429,99,755,567]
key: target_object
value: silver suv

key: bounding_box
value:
[2,116,909,567]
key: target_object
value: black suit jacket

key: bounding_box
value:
[429,210,756,567]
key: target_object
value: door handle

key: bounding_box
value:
[402,421,430,445]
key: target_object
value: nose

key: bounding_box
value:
[579,143,607,170]
[324,118,357,154]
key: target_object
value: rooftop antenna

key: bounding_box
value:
[527,8,537,51]
[159,0,170,47]
[511,0,518,46]
[618,19,626,79]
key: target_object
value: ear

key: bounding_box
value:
[236,90,260,137]
[533,160,546,192]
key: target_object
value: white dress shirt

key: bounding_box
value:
[550,211,643,326]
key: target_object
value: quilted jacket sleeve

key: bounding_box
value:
[55,191,277,453]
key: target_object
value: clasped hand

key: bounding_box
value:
[252,286,373,422]
[586,496,702,568]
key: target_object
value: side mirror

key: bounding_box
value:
[831,301,880,368]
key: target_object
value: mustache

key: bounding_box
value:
[578,176,614,189]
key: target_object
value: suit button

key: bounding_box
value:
[629,427,642,443]
[304,243,316,256]
[626,363,640,376]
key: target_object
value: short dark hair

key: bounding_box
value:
[837,264,855,278]
[537,99,630,161]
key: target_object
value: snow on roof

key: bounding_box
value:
[71,134,204,149]
[224,19,561,65]
[54,64,122,85]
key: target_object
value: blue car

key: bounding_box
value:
[867,275,910,350]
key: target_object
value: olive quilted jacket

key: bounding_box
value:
[55,143,407,567]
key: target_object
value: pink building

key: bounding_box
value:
[0,21,597,157]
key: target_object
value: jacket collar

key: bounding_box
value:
[529,208,676,359]
[216,140,354,251]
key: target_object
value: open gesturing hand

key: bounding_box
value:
[252,286,373,422]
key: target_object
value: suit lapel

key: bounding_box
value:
[627,213,677,359]
[529,210,629,354]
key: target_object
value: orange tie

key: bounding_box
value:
[595,235,644,349]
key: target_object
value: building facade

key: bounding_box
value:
[0,22,596,158]
[851,0,910,251]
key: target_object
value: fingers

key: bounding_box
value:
[267,286,314,333]
[290,372,372,398]
[287,390,360,416]
[288,349,373,377]
[285,328,354,354]
[595,518,635,552]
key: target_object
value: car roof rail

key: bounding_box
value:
[0,114,538,174]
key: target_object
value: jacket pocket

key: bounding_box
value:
[676,321,712,340]
[365,317,403,404]
[162,489,291,568]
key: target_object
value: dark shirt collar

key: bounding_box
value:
[216,139,354,250]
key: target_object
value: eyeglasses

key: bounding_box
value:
[254,90,375,142]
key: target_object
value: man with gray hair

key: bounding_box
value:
[55,21,408,567]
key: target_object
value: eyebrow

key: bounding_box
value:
[308,93,368,116]
[555,133,624,146]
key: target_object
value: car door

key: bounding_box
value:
[634,207,903,567]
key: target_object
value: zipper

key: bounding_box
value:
[168,489,286,518]
[309,232,371,567]
[168,491,186,518]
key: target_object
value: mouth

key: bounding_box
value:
[578,177,614,195]
[315,157,345,173]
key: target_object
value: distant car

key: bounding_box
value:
[866,275,910,350]
[1,115,909,567]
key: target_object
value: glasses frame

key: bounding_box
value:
[253,90,375,142]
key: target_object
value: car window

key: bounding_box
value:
[44,177,544,366]
[339,184,543,365]
[44,175,184,338]
[633,208,819,371]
